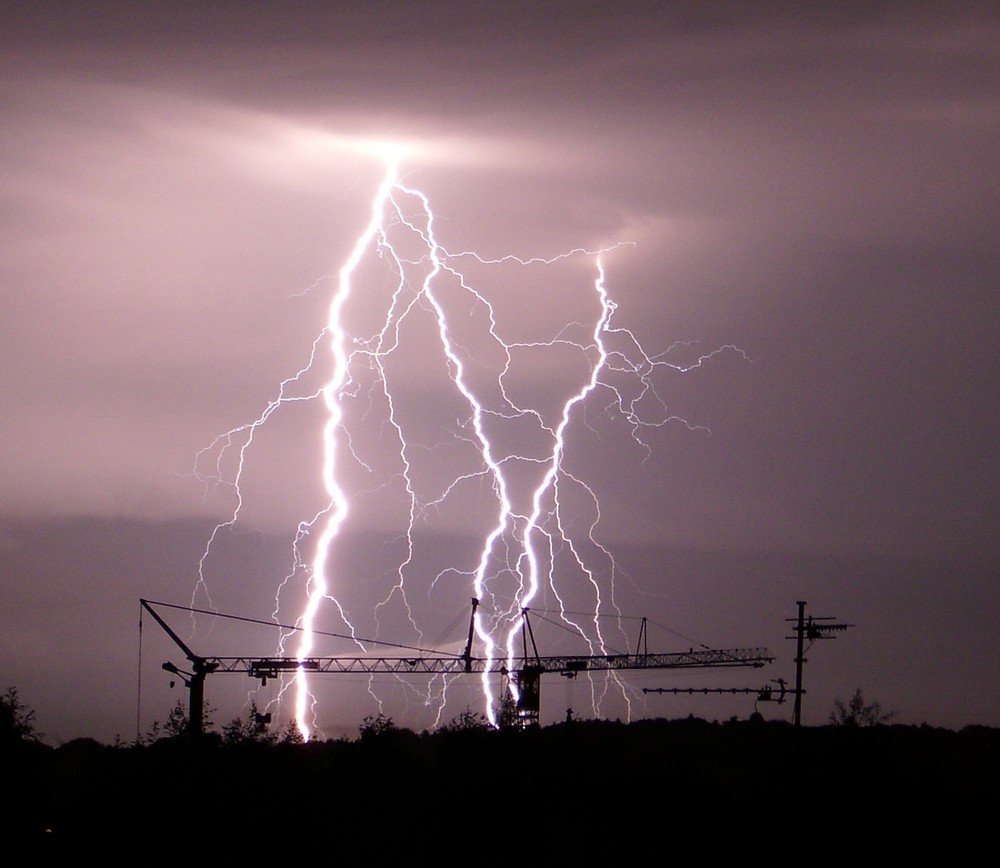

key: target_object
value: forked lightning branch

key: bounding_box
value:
[193,151,744,739]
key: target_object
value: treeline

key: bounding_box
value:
[5,712,999,852]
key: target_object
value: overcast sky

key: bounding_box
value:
[2,1,998,743]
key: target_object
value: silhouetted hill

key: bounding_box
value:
[8,718,997,855]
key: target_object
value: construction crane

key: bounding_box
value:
[140,598,773,737]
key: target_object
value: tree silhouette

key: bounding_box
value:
[830,688,896,727]
[442,708,491,731]
[0,687,41,743]
[358,713,397,740]
[222,702,277,745]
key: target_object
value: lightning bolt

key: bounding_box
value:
[194,146,744,739]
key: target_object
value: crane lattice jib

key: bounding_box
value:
[200,647,772,680]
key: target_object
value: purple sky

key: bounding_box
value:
[2,2,998,743]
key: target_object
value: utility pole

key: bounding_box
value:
[792,601,806,728]
[787,601,852,727]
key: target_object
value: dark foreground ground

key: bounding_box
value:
[6,717,998,855]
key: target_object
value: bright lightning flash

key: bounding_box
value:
[194,150,743,739]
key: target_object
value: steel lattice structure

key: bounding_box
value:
[239,648,772,680]
[140,598,773,735]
